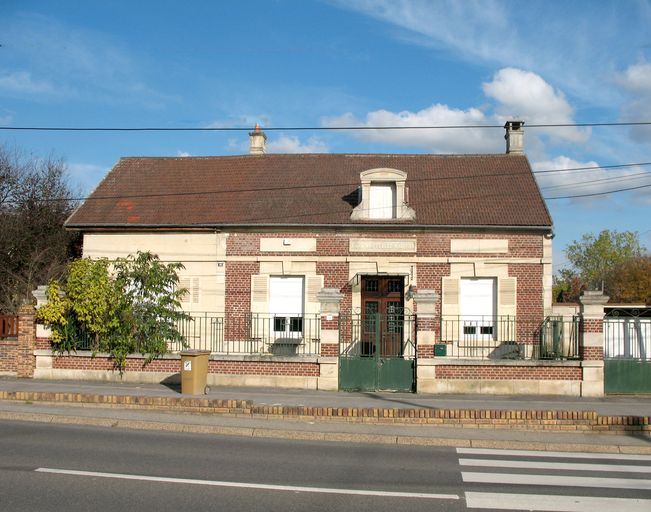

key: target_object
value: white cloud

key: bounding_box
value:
[332,0,650,105]
[323,68,587,154]
[616,62,651,94]
[323,104,497,153]
[483,68,589,143]
[267,136,328,153]
[67,162,109,195]
[532,156,651,205]
[0,14,172,106]
[615,62,651,145]
[176,151,191,157]
[0,71,58,96]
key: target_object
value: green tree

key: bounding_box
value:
[37,252,189,371]
[110,252,190,368]
[564,230,645,291]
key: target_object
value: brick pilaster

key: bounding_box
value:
[578,291,608,396]
[17,304,36,378]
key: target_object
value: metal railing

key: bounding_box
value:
[338,313,417,359]
[437,315,580,360]
[173,312,321,356]
[604,314,651,361]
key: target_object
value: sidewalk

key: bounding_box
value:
[1,377,650,454]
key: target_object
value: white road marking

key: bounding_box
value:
[462,471,651,490]
[34,467,459,500]
[465,492,651,511]
[459,458,651,473]
[457,447,651,461]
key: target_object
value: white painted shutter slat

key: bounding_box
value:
[250,275,269,313]
[305,275,324,315]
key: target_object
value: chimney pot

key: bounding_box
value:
[504,120,524,154]
[249,124,267,155]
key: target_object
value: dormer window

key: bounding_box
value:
[369,183,396,219]
[351,168,416,222]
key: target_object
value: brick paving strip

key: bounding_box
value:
[1,390,649,436]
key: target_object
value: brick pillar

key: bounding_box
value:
[316,288,344,391]
[17,304,37,378]
[579,290,608,397]
[412,289,440,393]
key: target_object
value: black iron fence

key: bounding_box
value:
[338,313,417,359]
[173,312,321,356]
[437,315,580,360]
[52,312,582,361]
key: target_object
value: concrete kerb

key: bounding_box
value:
[1,388,650,436]
[2,386,651,455]
[2,408,651,454]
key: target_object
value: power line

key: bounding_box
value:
[540,170,651,191]
[545,182,651,200]
[1,121,651,132]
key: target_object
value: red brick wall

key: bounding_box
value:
[509,264,544,322]
[316,262,352,317]
[225,261,259,340]
[210,360,319,376]
[52,355,321,377]
[17,305,36,378]
[0,340,18,373]
[583,347,604,360]
[436,364,582,380]
[226,231,544,259]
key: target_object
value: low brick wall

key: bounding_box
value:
[435,364,582,380]
[418,359,585,395]
[34,350,324,389]
[0,339,18,375]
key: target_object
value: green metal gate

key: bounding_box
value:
[338,311,416,392]
[604,308,651,394]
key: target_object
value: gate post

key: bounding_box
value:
[579,290,608,397]
[411,289,439,393]
[16,304,37,378]
[316,288,344,390]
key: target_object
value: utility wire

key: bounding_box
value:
[540,170,651,191]
[1,121,651,132]
[545,182,651,200]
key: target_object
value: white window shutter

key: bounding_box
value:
[441,277,459,317]
[250,274,269,313]
[305,275,324,315]
[498,277,517,317]
[179,277,200,305]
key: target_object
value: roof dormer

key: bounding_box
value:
[350,168,416,222]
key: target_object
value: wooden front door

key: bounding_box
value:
[361,276,405,357]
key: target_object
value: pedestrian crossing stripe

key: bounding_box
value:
[457,447,651,461]
[462,471,651,490]
[465,492,651,512]
[459,457,651,473]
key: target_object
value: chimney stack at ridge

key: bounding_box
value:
[249,123,267,155]
[504,120,524,154]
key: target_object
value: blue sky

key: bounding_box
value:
[1,0,650,271]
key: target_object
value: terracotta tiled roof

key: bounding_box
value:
[65,153,552,229]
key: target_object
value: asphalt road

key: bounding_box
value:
[1,420,650,511]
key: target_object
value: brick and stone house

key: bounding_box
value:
[22,122,605,395]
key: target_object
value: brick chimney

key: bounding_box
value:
[249,123,267,155]
[504,120,524,154]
